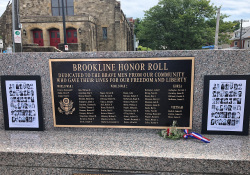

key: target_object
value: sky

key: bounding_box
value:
[0,0,250,27]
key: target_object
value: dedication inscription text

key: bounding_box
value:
[49,58,194,129]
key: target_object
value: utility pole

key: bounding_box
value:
[61,0,67,51]
[214,7,220,50]
[12,0,15,53]
[239,19,243,49]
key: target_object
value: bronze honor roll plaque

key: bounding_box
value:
[49,58,194,129]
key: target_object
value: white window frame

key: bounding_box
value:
[234,41,238,46]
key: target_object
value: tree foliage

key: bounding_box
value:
[136,0,239,50]
[206,14,240,45]
[137,45,152,51]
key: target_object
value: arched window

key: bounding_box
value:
[51,0,74,16]
[102,27,107,40]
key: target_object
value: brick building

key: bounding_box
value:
[0,0,134,52]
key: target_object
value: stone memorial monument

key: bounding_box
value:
[0,50,249,174]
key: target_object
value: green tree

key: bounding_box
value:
[206,15,240,45]
[137,45,152,51]
[137,0,219,50]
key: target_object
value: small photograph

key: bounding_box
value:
[31,103,35,108]
[19,90,24,96]
[229,83,234,90]
[217,91,221,97]
[212,91,217,97]
[216,98,220,104]
[214,112,220,118]
[236,112,240,119]
[223,105,228,111]
[213,84,217,90]
[231,120,235,126]
[224,91,229,97]
[28,117,33,122]
[237,105,241,111]
[229,91,234,97]
[212,98,216,104]
[233,98,237,104]
[221,84,225,90]
[216,119,222,125]
[238,84,242,90]
[220,98,224,104]
[12,116,18,123]
[222,119,227,125]
[237,98,241,104]
[235,120,240,125]
[18,116,26,122]
[23,97,28,103]
[234,84,238,90]
[9,84,14,90]
[220,105,223,111]
[213,84,220,90]
[233,91,238,97]
[223,112,228,118]
[211,119,215,125]
[238,91,242,97]
[11,97,16,103]
[223,98,228,104]
[211,113,215,118]
[232,112,236,118]
[16,84,20,89]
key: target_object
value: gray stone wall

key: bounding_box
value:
[0,50,249,132]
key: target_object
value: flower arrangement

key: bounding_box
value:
[159,120,211,143]
[159,120,184,140]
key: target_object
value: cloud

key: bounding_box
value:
[210,0,250,22]
[0,0,10,16]
[1,0,249,27]
[120,0,159,19]
[121,0,250,27]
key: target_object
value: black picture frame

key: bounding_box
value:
[202,75,250,135]
[1,75,43,131]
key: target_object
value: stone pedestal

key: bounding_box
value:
[0,51,249,174]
